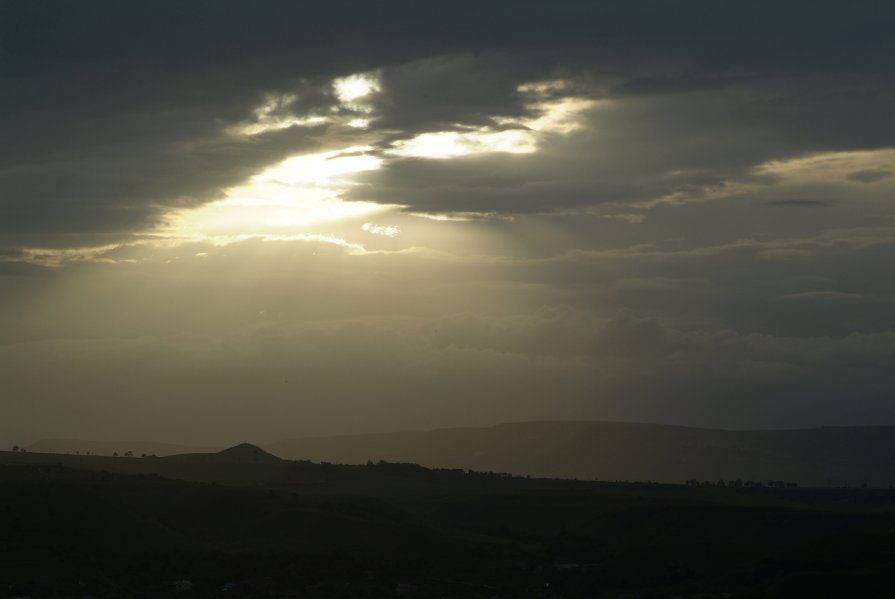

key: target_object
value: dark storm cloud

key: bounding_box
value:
[2,0,894,246]
[368,55,540,134]
[0,0,599,245]
[348,74,895,214]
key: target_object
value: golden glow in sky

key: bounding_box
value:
[166,146,391,241]
[389,128,538,158]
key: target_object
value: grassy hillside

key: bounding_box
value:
[265,421,895,487]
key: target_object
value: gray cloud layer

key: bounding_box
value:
[3,0,893,243]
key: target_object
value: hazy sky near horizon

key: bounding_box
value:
[2,1,894,445]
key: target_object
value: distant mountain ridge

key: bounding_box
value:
[26,438,218,457]
[27,421,895,487]
[265,421,895,487]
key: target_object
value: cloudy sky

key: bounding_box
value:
[2,1,894,445]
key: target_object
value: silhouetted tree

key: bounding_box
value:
[11,445,18,452]
[113,452,118,457]
[124,450,133,457]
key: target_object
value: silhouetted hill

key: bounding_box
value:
[216,443,282,462]
[265,421,895,487]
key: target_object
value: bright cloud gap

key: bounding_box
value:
[164,145,394,245]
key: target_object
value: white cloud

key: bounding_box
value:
[333,72,381,113]
[362,222,400,237]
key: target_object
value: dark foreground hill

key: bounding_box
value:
[265,421,895,487]
[4,452,895,597]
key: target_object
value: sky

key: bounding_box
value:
[2,1,894,445]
